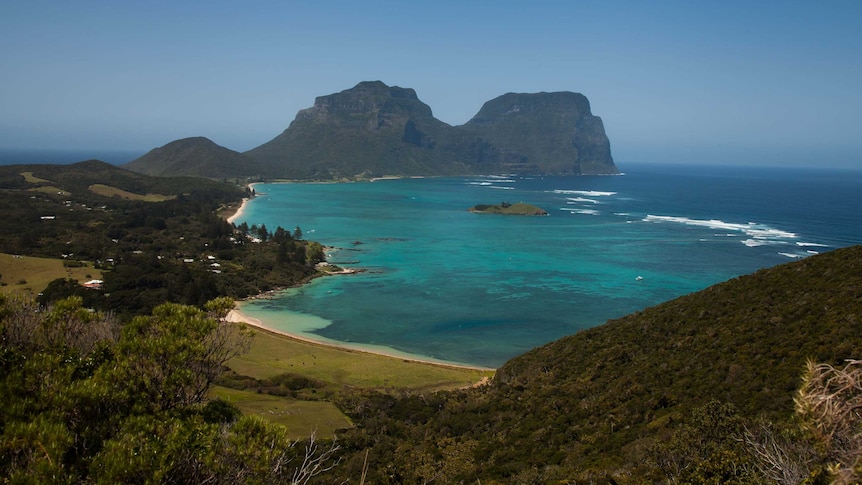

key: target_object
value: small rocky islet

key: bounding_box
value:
[468,202,548,216]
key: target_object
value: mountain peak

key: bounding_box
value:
[297,80,431,123]
[462,91,615,175]
[132,82,619,180]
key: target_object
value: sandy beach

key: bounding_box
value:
[226,306,494,372]
[225,183,258,224]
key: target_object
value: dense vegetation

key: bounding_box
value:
[0,294,340,483]
[326,245,862,483]
[124,136,266,179]
[4,159,862,483]
[0,161,324,317]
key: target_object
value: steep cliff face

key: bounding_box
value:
[246,81,618,178]
[244,81,467,179]
[132,82,618,180]
[462,92,617,175]
[124,137,263,178]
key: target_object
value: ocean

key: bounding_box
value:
[0,148,143,166]
[234,163,862,368]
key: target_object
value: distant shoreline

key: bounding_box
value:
[226,305,494,372]
[225,183,258,224]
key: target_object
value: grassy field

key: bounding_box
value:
[28,185,71,196]
[20,171,52,183]
[229,326,494,392]
[88,183,175,202]
[0,253,102,296]
[209,386,353,440]
[222,326,493,438]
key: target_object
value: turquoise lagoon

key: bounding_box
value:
[234,164,862,368]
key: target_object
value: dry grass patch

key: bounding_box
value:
[88,184,175,202]
[0,253,102,296]
[28,185,70,196]
[20,171,52,184]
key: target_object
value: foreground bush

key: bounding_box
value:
[0,294,339,483]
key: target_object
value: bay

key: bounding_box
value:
[234,163,862,368]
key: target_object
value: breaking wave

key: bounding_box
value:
[643,215,799,246]
[552,189,617,197]
[560,208,599,215]
[567,197,600,204]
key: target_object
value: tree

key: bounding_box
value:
[277,241,291,264]
[104,297,253,413]
[648,401,759,484]
[306,241,326,264]
[273,225,290,243]
[1,294,344,483]
[293,225,303,240]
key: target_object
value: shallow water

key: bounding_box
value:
[235,164,862,367]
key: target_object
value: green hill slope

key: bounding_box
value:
[0,161,324,317]
[124,136,265,179]
[335,245,862,482]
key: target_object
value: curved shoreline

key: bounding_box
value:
[223,182,494,373]
[226,306,495,372]
[225,183,258,224]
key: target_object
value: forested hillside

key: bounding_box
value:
[0,161,325,316]
[3,160,862,483]
[330,245,862,483]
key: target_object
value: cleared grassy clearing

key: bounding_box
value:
[88,183,175,202]
[20,171,52,183]
[209,386,352,440]
[0,253,102,296]
[229,326,494,392]
[28,185,70,196]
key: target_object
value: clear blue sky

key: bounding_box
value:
[2,0,861,167]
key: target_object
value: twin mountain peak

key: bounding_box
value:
[125,81,618,180]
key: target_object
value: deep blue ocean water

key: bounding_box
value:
[235,163,862,368]
[0,148,143,166]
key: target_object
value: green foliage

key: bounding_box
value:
[0,295,340,483]
[104,299,252,413]
[648,401,759,484]
[217,370,327,399]
[333,245,862,482]
[0,161,324,317]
